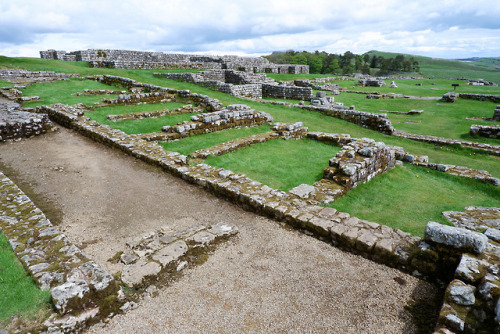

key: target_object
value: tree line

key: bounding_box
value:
[264,50,420,75]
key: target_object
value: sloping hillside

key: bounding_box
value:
[365,50,500,83]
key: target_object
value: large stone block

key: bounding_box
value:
[424,221,489,254]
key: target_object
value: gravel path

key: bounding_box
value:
[0,126,438,333]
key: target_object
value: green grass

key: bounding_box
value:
[86,102,193,134]
[334,92,500,145]
[1,56,498,178]
[365,50,500,83]
[331,164,500,237]
[335,78,500,97]
[21,78,123,108]
[205,138,341,191]
[161,124,273,155]
[0,233,52,322]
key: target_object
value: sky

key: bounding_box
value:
[1,0,500,59]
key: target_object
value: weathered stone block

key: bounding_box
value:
[424,222,489,254]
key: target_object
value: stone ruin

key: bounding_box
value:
[154,70,313,100]
[358,78,385,87]
[40,49,309,74]
[389,81,398,88]
[469,124,500,139]
[310,91,336,107]
[160,104,273,140]
[0,105,53,142]
[494,105,500,121]
[0,69,78,85]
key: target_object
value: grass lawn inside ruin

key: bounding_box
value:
[160,124,273,155]
[0,233,52,324]
[331,164,500,238]
[21,78,124,108]
[86,102,191,134]
[205,138,341,191]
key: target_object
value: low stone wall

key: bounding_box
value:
[106,104,202,122]
[427,207,500,333]
[493,105,500,121]
[102,92,176,105]
[32,84,500,331]
[393,129,500,156]
[459,93,500,103]
[189,122,307,159]
[0,172,120,323]
[299,104,395,135]
[161,104,273,140]
[0,69,78,85]
[470,124,500,139]
[0,87,40,103]
[76,89,126,96]
[442,92,459,102]
[262,83,313,100]
[92,75,223,112]
[0,106,53,142]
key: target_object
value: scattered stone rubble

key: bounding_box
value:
[294,79,340,95]
[310,91,336,107]
[0,171,120,331]
[40,49,309,73]
[470,124,500,139]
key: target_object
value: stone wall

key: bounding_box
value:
[0,108,53,142]
[0,69,78,85]
[323,138,396,190]
[469,124,500,139]
[299,104,395,135]
[0,171,120,322]
[92,75,223,112]
[262,83,313,100]
[358,79,385,87]
[494,105,500,121]
[459,93,500,103]
[393,129,500,156]
[161,104,272,140]
[40,49,309,73]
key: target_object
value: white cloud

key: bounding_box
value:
[0,0,499,58]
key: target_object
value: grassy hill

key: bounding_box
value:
[365,50,500,83]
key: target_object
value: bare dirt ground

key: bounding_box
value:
[0,126,439,333]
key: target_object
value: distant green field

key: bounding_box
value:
[365,50,500,83]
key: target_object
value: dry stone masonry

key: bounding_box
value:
[106,105,202,122]
[40,49,309,74]
[469,124,500,139]
[20,72,500,332]
[160,104,273,140]
[0,69,78,86]
[0,171,120,330]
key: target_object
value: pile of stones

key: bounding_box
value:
[358,79,385,87]
[442,92,459,102]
